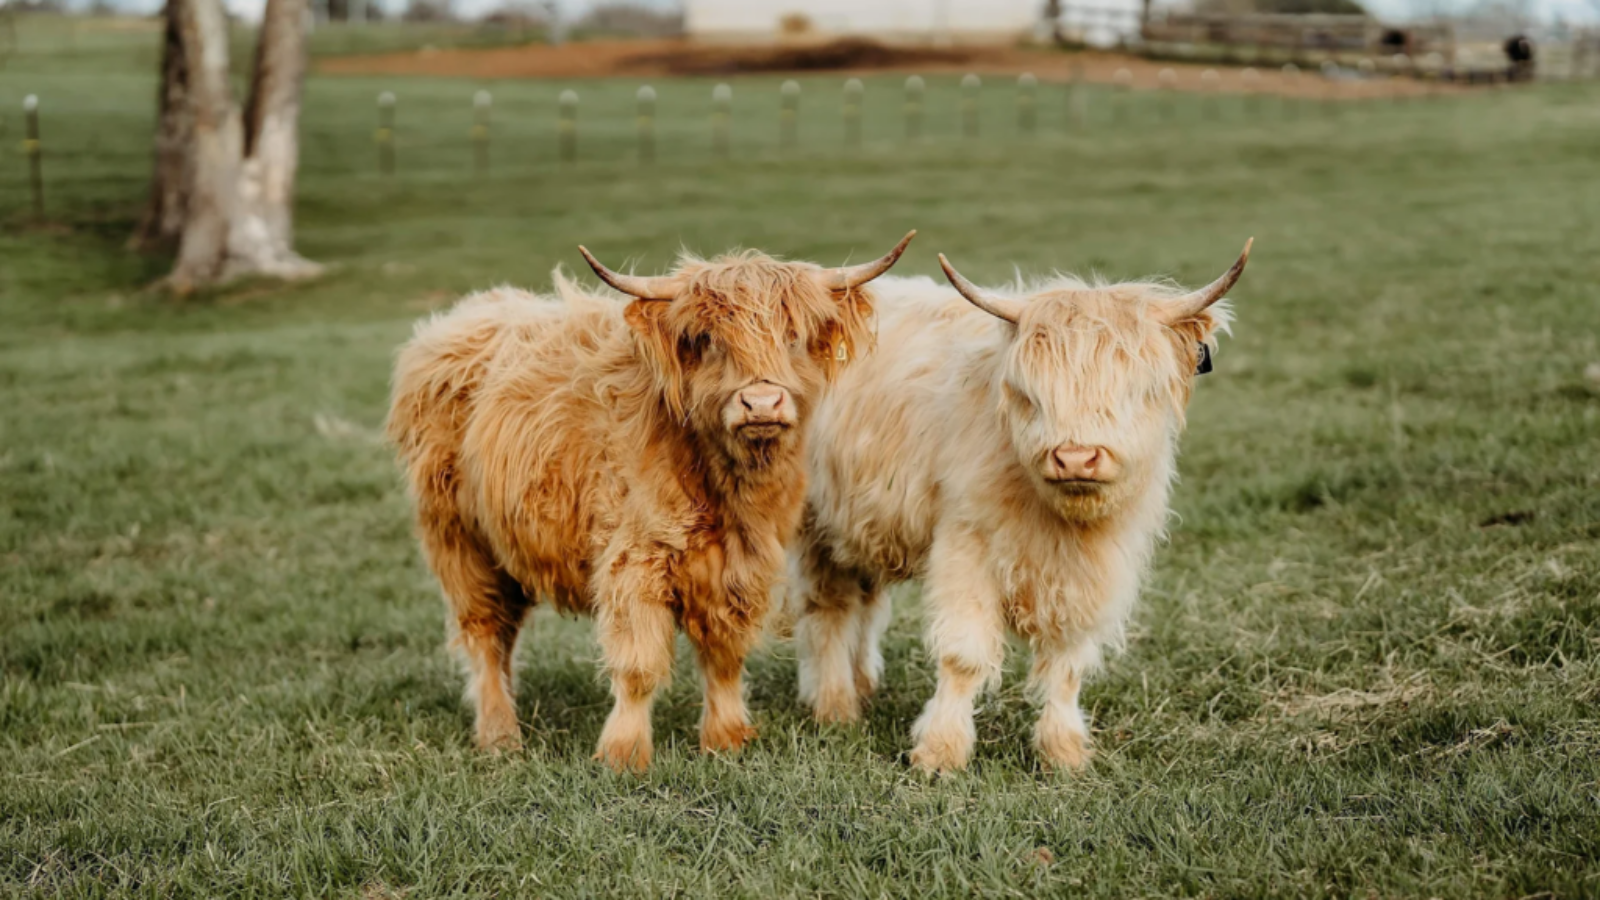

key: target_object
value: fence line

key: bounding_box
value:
[10,67,1579,211]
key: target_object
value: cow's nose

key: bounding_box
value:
[739,384,786,417]
[1050,445,1113,481]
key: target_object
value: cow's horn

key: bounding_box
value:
[1160,238,1253,324]
[578,246,681,301]
[938,253,1024,324]
[819,231,917,291]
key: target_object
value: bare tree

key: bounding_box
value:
[133,0,320,293]
[131,6,193,251]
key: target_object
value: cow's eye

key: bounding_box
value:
[683,335,716,365]
[1001,382,1035,413]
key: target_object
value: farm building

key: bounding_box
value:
[681,0,1069,45]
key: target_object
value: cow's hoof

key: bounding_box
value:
[811,691,862,725]
[475,717,522,754]
[909,739,971,775]
[1035,719,1092,771]
[594,731,652,773]
[701,719,758,754]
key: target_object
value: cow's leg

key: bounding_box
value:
[423,522,530,751]
[795,550,874,723]
[1028,639,1100,771]
[909,528,1006,774]
[688,629,758,754]
[593,567,676,773]
[851,586,892,702]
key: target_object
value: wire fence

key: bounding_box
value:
[9,62,1597,219]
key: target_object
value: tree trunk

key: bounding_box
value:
[130,1,192,252]
[228,0,320,281]
[166,0,243,293]
[142,0,320,294]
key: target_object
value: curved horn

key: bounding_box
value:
[578,246,680,301]
[938,253,1025,324]
[1159,238,1253,324]
[819,230,917,291]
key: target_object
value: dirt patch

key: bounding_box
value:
[316,38,1441,98]
[625,38,975,76]
[315,37,984,80]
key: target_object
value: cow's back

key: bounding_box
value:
[388,289,555,514]
[804,277,1008,581]
[389,288,618,608]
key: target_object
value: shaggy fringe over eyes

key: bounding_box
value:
[997,273,1234,423]
[1016,272,1231,341]
[572,249,877,422]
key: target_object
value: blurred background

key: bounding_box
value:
[2,0,1598,895]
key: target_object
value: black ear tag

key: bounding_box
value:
[1196,342,1213,375]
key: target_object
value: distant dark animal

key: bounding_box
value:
[1505,35,1536,82]
[1381,29,1410,55]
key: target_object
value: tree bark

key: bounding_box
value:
[130,1,193,252]
[141,0,320,294]
[227,0,319,282]
[166,0,243,292]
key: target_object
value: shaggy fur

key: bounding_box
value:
[791,268,1236,773]
[387,250,877,771]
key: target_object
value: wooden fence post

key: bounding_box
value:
[904,75,924,141]
[1280,63,1299,120]
[961,73,980,139]
[780,80,799,152]
[559,90,578,163]
[1242,67,1261,117]
[1113,67,1132,124]
[23,94,42,220]
[472,89,490,176]
[1017,72,1037,135]
[712,83,731,159]
[376,91,395,176]
[1321,60,1341,118]
[843,78,863,150]
[637,85,656,164]
[1065,64,1086,131]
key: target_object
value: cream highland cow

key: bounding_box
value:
[791,240,1252,773]
[387,233,913,771]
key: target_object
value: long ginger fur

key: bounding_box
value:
[388,251,876,770]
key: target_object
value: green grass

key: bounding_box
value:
[4,15,1600,898]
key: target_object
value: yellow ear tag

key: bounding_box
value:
[835,341,849,362]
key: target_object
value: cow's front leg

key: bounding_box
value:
[593,571,676,773]
[1028,639,1100,771]
[795,549,878,724]
[909,527,1006,774]
[688,632,757,755]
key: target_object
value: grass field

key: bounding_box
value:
[4,15,1600,898]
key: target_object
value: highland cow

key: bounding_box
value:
[387,234,913,770]
[791,241,1251,772]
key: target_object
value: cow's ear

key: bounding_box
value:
[1160,297,1231,345]
[624,300,687,420]
[824,286,878,380]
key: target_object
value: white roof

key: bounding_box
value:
[684,0,1042,39]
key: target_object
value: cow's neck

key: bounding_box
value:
[645,410,804,547]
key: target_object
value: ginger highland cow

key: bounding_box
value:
[388,234,913,770]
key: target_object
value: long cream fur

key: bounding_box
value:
[792,269,1233,772]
